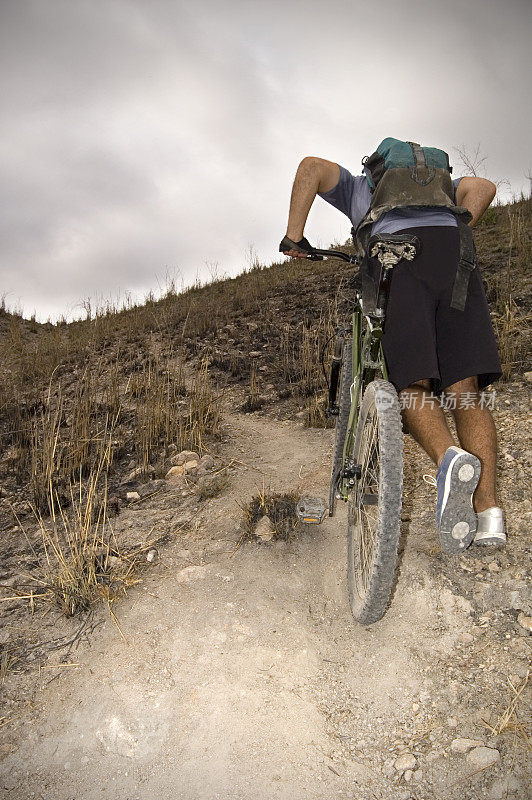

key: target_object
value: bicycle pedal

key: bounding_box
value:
[296,496,327,524]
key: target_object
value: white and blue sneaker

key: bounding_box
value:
[435,446,481,553]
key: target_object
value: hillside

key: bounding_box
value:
[0,198,530,799]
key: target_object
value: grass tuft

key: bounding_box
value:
[242,490,299,541]
[482,671,531,750]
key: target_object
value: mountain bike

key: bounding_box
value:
[302,234,419,625]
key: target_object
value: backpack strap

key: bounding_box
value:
[407,141,435,186]
[451,219,477,312]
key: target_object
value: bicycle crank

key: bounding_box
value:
[296,496,327,524]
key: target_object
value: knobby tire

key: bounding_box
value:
[347,379,403,625]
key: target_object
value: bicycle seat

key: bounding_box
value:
[368,233,421,267]
[368,233,420,248]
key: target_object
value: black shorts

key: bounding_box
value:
[380,226,502,393]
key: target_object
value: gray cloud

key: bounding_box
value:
[0,0,530,320]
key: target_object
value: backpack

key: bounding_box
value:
[355,138,476,312]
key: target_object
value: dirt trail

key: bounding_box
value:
[0,409,529,800]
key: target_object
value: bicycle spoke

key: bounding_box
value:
[352,405,381,598]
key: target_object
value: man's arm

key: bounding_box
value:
[455,176,496,226]
[282,157,340,257]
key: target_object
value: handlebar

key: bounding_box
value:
[279,235,359,265]
[304,248,359,264]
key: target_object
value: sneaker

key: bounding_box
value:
[474,507,506,547]
[436,446,481,554]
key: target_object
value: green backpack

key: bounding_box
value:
[355,138,476,312]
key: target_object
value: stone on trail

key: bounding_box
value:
[125,491,140,501]
[197,454,215,471]
[176,565,207,583]
[517,612,532,632]
[254,515,275,542]
[174,450,200,466]
[450,737,484,754]
[166,465,185,481]
[466,746,500,769]
[137,480,165,498]
[122,465,154,483]
[394,753,417,772]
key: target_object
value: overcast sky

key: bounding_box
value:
[1,0,531,322]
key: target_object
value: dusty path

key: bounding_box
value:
[0,409,529,799]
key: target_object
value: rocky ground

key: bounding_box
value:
[0,376,530,800]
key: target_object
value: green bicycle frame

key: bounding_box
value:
[337,308,388,501]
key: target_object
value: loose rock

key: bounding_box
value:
[174,450,199,466]
[197,454,215,471]
[137,480,165,498]
[394,753,417,772]
[450,737,484,754]
[381,760,395,778]
[176,565,207,583]
[126,491,140,501]
[466,746,500,769]
[517,612,532,632]
[254,515,275,542]
[146,549,158,563]
[122,465,154,484]
[166,465,185,481]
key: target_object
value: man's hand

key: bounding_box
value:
[279,235,314,259]
[455,176,496,226]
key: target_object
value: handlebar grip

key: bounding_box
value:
[279,235,320,258]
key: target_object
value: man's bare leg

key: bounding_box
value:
[400,379,454,465]
[447,376,498,513]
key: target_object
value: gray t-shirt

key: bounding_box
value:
[318,165,462,234]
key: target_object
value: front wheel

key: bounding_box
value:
[347,379,403,625]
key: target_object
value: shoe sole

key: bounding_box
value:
[474,532,507,547]
[438,452,481,554]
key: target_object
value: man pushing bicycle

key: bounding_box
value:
[280,138,506,554]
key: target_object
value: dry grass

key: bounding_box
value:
[17,431,135,617]
[305,392,334,428]
[482,671,531,751]
[484,199,532,378]
[242,490,300,541]
[1,344,222,619]
[242,366,263,412]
